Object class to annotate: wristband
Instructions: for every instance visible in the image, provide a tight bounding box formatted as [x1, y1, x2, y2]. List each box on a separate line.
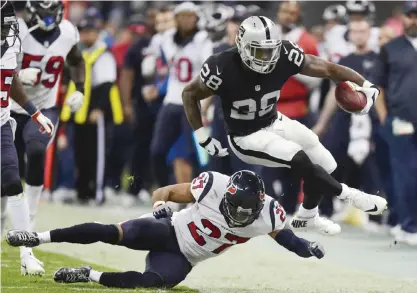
[153, 201, 165, 209]
[23, 101, 38, 116]
[194, 127, 210, 144]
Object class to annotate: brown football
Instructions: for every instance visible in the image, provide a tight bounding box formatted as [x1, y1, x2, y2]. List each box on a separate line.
[335, 81, 367, 113]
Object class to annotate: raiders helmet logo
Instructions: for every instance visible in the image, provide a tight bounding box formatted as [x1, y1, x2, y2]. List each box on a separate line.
[238, 26, 246, 40]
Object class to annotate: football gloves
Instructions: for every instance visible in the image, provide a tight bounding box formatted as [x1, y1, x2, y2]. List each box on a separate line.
[195, 127, 229, 157]
[308, 241, 325, 259]
[356, 80, 380, 115]
[31, 111, 54, 137]
[66, 91, 84, 112]
[153, 201, 173, 219]
[18, 68, 41, 86]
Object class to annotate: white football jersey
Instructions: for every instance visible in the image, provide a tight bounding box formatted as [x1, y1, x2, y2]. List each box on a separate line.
[11, 18, 79, 115]
[1, 38, 21, 127]
[172, 172, 286, 266]
[325, 24, 380, 63]
[160, 29, 213, 105]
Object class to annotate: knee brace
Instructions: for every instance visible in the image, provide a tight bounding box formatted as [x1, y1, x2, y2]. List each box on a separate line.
[1, 168, 23, 196]
[25, 140, 47, 185]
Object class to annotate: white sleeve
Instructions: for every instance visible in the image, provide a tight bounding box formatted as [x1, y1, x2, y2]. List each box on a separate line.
[190, 172, 214, 202]
[266, 198, 287, 232]
[91, 52, 117, 86]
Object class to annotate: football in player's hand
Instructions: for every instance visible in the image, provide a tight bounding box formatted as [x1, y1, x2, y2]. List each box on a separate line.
[335, 81, 367, 113]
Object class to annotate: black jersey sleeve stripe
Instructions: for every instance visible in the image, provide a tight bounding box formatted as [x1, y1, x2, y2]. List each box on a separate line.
[258, 16, 270, 40]
[198, 172, 214, 203]
[269, 200, 276, 231]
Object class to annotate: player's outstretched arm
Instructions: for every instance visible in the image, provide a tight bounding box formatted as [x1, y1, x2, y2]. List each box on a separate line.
[301, 54, 380, 115]
[182, 76, 228, 157]
[269, 229, 325, 259]
[65, 44, 86, 112]
[10, 75, 54, 136]
[152, 183, 195, 205]
[152, 183, 195, 219]
[301, 54, 365, 85]
[182, 76, 214, 130]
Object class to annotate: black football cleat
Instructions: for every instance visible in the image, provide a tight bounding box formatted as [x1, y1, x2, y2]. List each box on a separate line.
[54, 266, 92, 283]
[6, 230, 40, 247]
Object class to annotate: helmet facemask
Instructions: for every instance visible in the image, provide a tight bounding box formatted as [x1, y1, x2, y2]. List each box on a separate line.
[236, 36, 282, 74]
[25, 1, 64, 32]
[1, 16, 19, 46]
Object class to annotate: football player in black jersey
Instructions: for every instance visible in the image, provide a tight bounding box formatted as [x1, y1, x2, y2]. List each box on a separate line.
[182, 16, 387, 236]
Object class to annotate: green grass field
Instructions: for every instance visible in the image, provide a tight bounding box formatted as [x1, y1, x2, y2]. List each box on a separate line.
[1, 244, 197, 293]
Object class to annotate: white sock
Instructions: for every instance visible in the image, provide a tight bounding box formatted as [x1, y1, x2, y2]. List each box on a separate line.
[37, 231, 51, 244]
[337, 183, 350, 200]
[89, 269, 102, 283]
[8, 194, 33, 257]
[1, 197, 8, 234]
[25, 184, 43, 232]
[297, 204, 319, 218]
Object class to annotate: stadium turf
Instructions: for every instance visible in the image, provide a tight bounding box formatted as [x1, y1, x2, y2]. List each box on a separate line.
[1, 243, 197, 293]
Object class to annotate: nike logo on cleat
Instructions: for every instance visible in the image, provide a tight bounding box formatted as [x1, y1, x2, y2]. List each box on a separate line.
[365, 205, 378, 213]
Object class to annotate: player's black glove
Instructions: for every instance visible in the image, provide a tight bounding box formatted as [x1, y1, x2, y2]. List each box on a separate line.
[308, 241, 325, 259]
[153, 201, 173, 219]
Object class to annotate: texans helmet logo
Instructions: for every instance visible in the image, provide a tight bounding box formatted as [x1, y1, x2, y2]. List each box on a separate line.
[259, 193, 265, 200]
[227, 184, 237, 194]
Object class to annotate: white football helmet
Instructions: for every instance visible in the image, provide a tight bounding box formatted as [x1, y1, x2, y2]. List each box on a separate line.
[236, 16, 281, 74]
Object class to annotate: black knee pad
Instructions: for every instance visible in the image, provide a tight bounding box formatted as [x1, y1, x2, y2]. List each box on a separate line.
[1, 167, 23, 196]
[2, 180, 23, 196]
[290, 150, 315, 178]
[25, 140, 47, 185]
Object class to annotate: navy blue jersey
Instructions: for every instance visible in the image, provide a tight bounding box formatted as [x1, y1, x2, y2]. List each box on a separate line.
[371, 36, 417, 124]
[123, 38, 150, 107]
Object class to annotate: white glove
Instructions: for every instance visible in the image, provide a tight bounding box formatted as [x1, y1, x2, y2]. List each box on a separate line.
[356, 80, 380, 115]
[66, 91, 84, 112]
[195, 127, 228, 157]
[31, 111, 54, 137]
[18, 68, 41, 86]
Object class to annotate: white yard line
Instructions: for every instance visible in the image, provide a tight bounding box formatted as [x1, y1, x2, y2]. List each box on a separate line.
[12, 202, 417, 293]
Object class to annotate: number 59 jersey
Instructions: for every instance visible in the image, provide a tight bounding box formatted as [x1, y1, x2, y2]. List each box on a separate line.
[200, 41, 305, 136]
[1, 39, 21, 127]
[11, 18, 79, 115]
[172, 171, 286, 266]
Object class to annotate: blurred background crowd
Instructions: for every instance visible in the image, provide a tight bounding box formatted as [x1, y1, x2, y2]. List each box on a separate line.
[10, 0, 417, 245]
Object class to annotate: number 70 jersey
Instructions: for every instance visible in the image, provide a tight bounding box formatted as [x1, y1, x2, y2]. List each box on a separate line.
[200, 41, 305, 136]
[11, 18, 79, 114]
[172, 172, 286, 266]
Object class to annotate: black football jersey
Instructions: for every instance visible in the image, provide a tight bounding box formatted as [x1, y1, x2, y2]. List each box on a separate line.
[200, 40, 305, 136]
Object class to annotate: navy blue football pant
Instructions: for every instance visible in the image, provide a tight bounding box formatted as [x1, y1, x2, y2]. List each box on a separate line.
[151, 103, 196, 187]
[381, 117, 417, 233]
[51, 217, 192, 288]
[208, 98, 259, 175]
[1, 120, 23, 196]
[12, 107, 59, 186]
